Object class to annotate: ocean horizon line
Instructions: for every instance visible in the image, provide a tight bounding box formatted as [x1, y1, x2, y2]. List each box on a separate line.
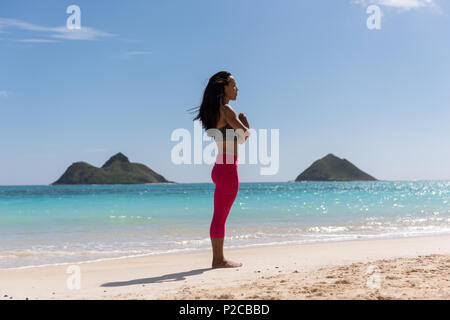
[1, 179, 450, 187]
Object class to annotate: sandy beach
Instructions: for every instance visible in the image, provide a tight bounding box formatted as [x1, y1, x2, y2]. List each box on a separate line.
[0, 235, 449, 300]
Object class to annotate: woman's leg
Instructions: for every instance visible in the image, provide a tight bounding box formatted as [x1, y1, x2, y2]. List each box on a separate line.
[210, 158, 241, 268]
[210, 237, 242, 268]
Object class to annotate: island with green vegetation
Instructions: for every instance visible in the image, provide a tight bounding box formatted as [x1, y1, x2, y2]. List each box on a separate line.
[295, 153, 377, 182]
[52, 152, 173, 185]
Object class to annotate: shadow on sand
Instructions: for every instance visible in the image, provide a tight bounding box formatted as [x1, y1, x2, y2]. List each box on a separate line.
[100, 268, 213, 287]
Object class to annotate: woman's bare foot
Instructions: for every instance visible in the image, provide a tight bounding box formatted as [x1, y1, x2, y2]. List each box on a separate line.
[212, 258, 243, 268]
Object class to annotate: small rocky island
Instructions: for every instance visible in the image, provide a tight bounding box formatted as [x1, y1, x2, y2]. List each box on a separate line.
[52, 152, 173, 185]
[295, 153, 377, 181]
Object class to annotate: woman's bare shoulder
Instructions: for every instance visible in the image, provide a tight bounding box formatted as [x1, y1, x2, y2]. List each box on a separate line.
[222, 104, 236, 115]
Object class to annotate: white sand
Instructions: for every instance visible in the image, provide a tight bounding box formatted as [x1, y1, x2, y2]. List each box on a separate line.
[1, 235, 449, 300]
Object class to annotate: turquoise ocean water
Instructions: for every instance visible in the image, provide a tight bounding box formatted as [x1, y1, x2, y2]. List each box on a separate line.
[1, 181, 449, 269]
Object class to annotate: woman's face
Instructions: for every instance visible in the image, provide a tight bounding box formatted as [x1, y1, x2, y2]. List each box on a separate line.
[224, 76, 238, 101]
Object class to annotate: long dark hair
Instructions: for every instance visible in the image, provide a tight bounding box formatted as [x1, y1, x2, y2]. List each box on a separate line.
[187, 71, 232, 133]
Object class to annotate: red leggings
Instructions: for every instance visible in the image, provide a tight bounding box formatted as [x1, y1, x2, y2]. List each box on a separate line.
[210, 153, 239, 238]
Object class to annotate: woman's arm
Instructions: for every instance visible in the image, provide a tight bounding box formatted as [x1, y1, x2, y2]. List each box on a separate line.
[238, 113, 250, 143]
[222, 104, 251, 144]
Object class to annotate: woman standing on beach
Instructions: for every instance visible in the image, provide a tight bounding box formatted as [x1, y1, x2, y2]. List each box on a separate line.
[191, 71, 251, 268]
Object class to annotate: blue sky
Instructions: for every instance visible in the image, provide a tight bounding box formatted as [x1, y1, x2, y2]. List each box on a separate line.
[1, 0, 449, 184]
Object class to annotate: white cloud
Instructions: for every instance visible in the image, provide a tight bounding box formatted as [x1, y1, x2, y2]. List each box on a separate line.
[0, 18, 113, 41]
[16, 39, 60, 43]
[121, 51, 153, 59]
[353, 0, 436, 9]
[49, 26, 113, 41]
[0, 91, 10, 98]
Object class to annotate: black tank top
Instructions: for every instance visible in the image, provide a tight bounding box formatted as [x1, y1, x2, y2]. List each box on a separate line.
[213, 124, 236, 141]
